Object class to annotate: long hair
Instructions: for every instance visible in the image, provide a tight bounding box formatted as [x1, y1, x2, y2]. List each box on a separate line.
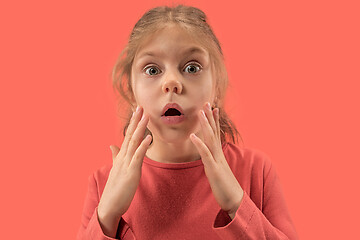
[111, 4, 243, 146]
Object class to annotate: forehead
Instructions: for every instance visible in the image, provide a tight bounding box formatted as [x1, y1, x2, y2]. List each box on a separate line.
[134, 25, 209, 60]
[136, 46, 207, 60]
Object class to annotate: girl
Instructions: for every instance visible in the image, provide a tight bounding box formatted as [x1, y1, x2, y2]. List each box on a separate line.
[77, 5, 298, 240]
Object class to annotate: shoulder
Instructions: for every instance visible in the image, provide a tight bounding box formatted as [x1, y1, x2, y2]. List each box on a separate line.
[223, 143, 278, 199]
[223, 142, 273, 175]
[92, 163, 112, 179]
[88, 163, 113, 197]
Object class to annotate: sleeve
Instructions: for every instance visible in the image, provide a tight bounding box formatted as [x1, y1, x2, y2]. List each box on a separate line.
[76, 172, 136, 240]
[212, 162, 299, 240]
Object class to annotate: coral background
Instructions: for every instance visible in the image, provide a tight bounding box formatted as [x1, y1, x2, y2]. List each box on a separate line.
[1, 0, 359, 239]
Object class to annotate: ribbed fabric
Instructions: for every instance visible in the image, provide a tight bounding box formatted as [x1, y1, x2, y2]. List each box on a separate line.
[77, 142, 298, 239]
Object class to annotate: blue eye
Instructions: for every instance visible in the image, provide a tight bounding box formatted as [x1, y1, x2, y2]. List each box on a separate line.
[184, 63, 201, 74]
[144, 62, 202, 76]
[144, 66, 161, 76]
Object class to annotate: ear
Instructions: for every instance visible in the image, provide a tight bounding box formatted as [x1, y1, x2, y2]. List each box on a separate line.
[212, 91, 219, 107]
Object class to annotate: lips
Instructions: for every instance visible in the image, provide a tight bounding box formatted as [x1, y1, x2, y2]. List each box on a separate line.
[161, 103, 184, 116]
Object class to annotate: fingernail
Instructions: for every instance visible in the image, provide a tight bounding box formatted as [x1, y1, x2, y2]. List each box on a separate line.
[201, 110, 206, 118]
[206, 102, 211, 110]
[136, 106, 140, 113]
[141, 113, 146, 121]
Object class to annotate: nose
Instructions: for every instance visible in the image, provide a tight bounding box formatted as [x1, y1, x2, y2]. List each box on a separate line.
[162, 71, 183, 94]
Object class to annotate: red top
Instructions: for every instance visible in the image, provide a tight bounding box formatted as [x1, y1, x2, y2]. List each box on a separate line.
[77, 142, 299, 239]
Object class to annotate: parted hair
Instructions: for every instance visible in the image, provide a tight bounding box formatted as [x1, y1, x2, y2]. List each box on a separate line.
[111, 4, 243, 146]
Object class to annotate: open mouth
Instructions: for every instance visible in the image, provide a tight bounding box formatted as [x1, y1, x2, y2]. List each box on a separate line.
[163, 108, 183, 117]
[161, 103, 185, 124]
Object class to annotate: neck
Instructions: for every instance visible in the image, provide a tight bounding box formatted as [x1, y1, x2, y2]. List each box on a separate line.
[145, 133, 203, 164]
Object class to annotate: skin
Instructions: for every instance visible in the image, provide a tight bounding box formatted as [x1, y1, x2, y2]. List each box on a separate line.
[131, 24, 216, 164]
[130, 24, 244, 219]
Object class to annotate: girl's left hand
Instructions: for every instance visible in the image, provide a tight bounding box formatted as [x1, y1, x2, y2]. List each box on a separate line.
[189, 102, 244, 219]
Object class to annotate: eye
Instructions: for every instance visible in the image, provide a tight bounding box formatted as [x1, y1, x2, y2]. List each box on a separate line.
[184, 62, 202, 74]
[143, 62, 202, 76]
[144, 66, 161, 76]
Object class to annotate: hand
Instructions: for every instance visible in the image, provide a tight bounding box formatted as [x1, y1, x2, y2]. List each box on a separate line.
[98, 106, 152, 220]
[189, 102, 244, 219]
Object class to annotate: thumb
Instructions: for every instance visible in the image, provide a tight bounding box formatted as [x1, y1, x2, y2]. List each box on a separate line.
[109, 145, 120, 159]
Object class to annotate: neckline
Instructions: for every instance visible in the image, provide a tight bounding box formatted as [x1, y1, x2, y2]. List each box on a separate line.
[143, 142, 229, 169]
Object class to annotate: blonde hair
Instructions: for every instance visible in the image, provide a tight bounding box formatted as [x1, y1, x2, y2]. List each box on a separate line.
[111, 4, 243, 146]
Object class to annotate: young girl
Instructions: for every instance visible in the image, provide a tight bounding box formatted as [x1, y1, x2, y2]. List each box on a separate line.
[77, 5, 298, 240]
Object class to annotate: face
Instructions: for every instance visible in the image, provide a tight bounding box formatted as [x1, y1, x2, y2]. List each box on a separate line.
[131, 24, 217, 143]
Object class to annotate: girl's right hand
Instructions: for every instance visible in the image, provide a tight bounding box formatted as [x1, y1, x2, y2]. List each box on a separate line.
[98, 106, 152, 221]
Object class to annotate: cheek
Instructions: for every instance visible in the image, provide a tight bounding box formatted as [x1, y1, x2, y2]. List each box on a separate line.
[133, 81, 152, 103]
[191, 82, 214, 103]
[134, 91, 157, 116]
[198, 71, 216, 99]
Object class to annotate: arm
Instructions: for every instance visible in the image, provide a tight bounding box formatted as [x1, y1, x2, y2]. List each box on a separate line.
[212, 162, 299, 240]
[97, 204, 122, 238]
[76, 173, 135, 240]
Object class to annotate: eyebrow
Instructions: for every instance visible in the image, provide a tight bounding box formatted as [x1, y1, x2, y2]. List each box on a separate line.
[137, 47, 207, 59]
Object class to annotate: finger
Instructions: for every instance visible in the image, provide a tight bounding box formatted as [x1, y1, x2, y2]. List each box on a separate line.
[129, 134, 152, 171]
[215, 108, 221, 139]
[125, 112, 150, 166]
[203, 102, 217, 136]
[110, 145, 120, 164]
[190, 133, 215, 166]
[121, 106, 143, 156]
[199, 109, 217, 151]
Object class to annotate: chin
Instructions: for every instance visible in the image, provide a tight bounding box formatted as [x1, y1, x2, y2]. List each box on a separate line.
[149, 120, 201, 143]
[154, 130, 193, 144]
[165, 132, 191, 142]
